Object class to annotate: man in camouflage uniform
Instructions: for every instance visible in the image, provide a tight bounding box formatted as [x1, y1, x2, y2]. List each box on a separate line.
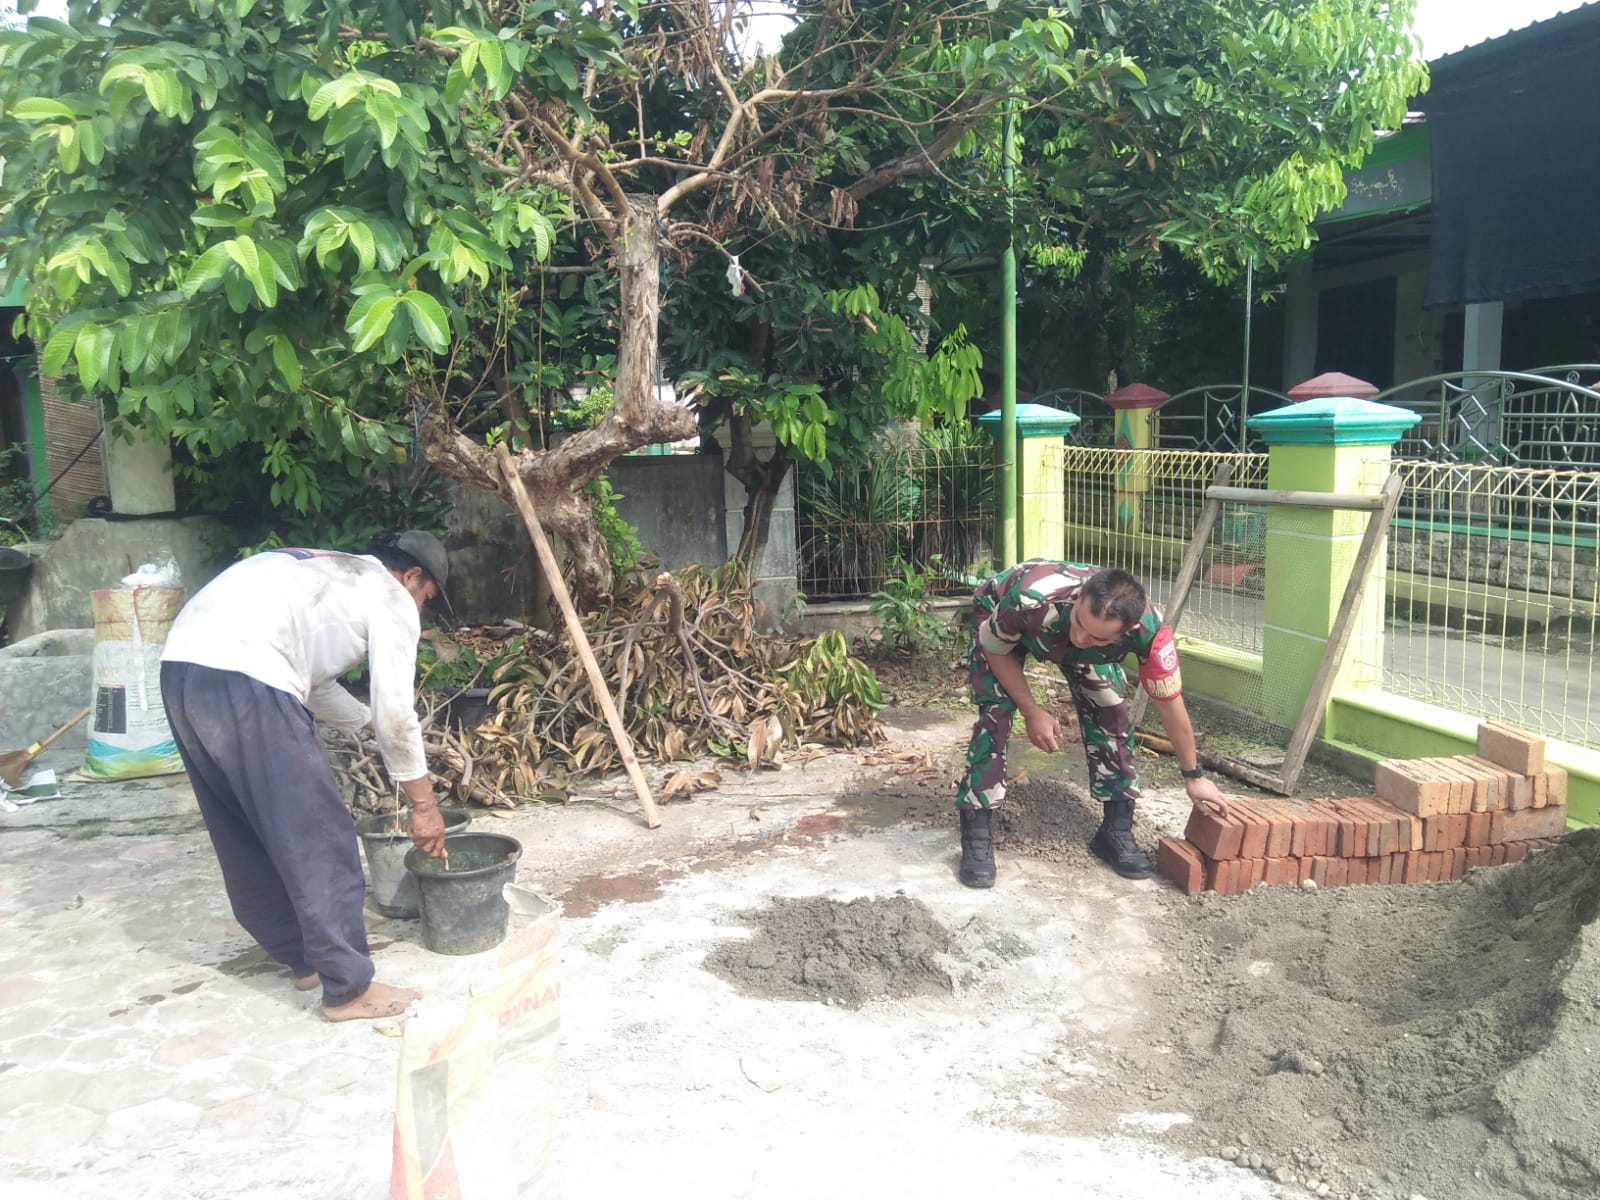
[956, 561, 1229, 887]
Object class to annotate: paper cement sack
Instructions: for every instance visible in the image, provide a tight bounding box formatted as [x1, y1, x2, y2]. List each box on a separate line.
[83, 584, 186, 780]
[391, 886, 560, 1200]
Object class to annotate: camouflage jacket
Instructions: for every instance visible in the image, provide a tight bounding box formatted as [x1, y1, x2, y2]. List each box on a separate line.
[973, 559, 1182, 699]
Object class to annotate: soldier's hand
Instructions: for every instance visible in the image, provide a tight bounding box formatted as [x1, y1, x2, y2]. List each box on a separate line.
[1186, 775, 1229, 817]
[1022, 706, 1062, 753]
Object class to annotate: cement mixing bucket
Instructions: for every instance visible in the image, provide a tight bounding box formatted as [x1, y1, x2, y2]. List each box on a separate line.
[356, 807, 470, 918]
[405, 832, 521, 955]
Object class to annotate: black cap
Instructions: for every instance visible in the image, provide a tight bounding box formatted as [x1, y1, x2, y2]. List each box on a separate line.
[392, 530, 452, 612]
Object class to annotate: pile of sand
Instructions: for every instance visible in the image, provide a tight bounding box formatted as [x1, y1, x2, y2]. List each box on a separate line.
[704, 894, 1027, 1008]
[1096, 824, 1600, 1200]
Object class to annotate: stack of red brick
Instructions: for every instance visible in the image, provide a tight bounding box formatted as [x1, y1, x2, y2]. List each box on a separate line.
[1156, 722, 1569, 896]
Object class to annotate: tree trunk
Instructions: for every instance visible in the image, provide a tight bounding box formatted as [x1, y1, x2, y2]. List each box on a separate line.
[723, 409, 793, 571]
[418, 197, 698, 605]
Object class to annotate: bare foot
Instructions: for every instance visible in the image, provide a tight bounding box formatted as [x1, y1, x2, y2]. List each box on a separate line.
[292, 972, 320, 992]
[322, 981, 421, 1022]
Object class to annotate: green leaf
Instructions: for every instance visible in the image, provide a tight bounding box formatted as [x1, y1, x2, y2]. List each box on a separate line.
[11, 97, 76, 120]
[402, 291, 450, 353]
[347, 292, 400, 352]
[366, 92, 399, 149]
[40, 321, 80, 377]
[272, 337, 302, 390]
[180, 243, 232, 297]
[545, 51, 578, 93]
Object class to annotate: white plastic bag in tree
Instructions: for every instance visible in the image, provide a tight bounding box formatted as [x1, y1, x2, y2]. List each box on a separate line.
[83, 584, 186, 780]
[391, 886, 561, 1200]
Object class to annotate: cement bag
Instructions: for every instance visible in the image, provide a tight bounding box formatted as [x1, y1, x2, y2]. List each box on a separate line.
[83, 584, 186, 780]
[391, 886, 560, 1200]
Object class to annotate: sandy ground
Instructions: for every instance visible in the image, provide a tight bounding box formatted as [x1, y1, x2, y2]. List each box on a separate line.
[2, 704, 1596, 1199]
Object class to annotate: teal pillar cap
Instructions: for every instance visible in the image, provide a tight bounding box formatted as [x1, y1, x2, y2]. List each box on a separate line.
[1246, 396, 1420, 447]
[976, 402, 1081, 440]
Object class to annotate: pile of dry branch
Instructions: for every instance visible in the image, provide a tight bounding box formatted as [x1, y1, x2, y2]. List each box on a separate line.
[328, 563, 886, 812]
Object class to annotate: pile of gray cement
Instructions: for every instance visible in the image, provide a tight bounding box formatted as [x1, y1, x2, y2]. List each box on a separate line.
[705, 894, 1027, 1008]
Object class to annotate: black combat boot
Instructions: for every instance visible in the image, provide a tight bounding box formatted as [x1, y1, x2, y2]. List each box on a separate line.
[959, 806, 996, 889]
[1089, 798, 1154, 879]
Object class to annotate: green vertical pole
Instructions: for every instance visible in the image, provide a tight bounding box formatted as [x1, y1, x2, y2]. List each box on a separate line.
[17, 355, 49, 533]
[999, 98, 1018, 566]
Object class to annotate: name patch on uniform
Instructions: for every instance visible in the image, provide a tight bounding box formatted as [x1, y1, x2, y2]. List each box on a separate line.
[1138, 625, 1183, 700]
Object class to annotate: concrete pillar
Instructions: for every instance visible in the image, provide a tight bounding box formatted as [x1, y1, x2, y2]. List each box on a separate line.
[1104, 383, 1168, 539]
[103, 425, 175, 516]
[1282, 259, 1318, 388]
[1246, 397, 1420, 731]
[977, 403, 1078, 562]
[1462, 301, 1503, 373]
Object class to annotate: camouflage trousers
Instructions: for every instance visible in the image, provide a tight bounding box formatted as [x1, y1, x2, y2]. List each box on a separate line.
[955, 606, 1140, 811]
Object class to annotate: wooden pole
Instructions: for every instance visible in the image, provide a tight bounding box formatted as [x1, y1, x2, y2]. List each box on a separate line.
[493, 443, 661, 829]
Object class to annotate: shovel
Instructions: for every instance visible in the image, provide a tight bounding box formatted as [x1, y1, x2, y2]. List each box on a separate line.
[1, 707, 91, 788]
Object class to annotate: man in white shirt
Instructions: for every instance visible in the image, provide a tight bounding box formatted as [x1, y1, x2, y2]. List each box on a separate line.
[160, 531, 452, 1021]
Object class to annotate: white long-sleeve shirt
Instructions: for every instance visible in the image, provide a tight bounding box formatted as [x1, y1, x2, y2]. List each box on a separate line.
[161, 549, 429, 782]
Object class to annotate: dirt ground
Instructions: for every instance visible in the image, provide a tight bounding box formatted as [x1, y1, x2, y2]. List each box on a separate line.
[543, 684, 1600, 1200]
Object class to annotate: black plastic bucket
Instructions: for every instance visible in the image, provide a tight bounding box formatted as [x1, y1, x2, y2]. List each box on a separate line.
[356, 807, 471, 918]
[405, 832, 522, 955]
[0, 546, 33, 607]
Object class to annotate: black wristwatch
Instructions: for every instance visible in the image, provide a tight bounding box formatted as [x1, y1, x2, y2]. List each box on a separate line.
[1181, 765, 1205, 780]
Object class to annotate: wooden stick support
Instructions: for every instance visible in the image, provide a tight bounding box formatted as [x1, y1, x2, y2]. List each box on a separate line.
[493, 443, 661, 829]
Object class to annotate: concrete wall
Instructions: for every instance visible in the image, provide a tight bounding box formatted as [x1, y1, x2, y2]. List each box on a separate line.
[440, 479, 542, 625]
[0, 628, 94, 767]
[6, 516, 226, 641]
[608, 453, 728, 571]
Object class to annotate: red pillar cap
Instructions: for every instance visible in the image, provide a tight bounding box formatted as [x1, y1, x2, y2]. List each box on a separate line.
[1104, 382, 1170, 410]
[1287, 372, 1379, 401]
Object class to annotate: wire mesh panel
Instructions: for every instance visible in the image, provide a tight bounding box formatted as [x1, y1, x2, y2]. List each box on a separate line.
[1060, 447, 1269, 653]
[796, 430, 997, 600]
[1386, 459, 1600, 749]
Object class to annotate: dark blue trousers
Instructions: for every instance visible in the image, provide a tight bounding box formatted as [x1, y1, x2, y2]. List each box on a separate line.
[161, 661, 374, 1007]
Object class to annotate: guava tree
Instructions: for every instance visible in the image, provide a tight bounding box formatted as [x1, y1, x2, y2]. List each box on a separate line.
[0, 0, 1115, 597]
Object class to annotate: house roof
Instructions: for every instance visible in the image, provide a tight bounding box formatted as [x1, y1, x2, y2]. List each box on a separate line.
[1426, 2, 1600, 82]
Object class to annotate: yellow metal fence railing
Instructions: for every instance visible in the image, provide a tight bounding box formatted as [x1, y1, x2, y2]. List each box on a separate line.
[1058, 447, 1270, 654]
[1385, 459, 1600, 749]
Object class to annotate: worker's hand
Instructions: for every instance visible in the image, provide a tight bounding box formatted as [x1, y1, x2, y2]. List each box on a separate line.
[1022, 706, 1062, 753]
[1185, 775, 1229, 818]
[407, 800, 448, 859]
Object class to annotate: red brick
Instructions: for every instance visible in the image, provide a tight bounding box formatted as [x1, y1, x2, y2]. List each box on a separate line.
[1232, 801, 1271, 861]
[1375, 759, 1452, 817]
[1545, 765, 1569, 808]
[1432, 850, 1452, 881]
[1329, 857, 1351, 887]
[1465, 810, 1493, 847]
[1351, 798, 1398, 856]
[1509, 774, 1534, 811]
[1401, 851, 1424, 883]
[1289, 808, 1316, 858]
[1475, 722, 1546, 776]
[1301, 802, 1335, 857]
[1467, 757, 1516, 812]
[1263, 857, 1295, 886]
[1298, 855, 1317, 884]
[1466, 845, 1489, 870]
[1489, 844, 1508, 867]
[1497, 805, 1568, 844]
[1310, 857, 1330, 886]
[1503, 841, 1529, 864]
[1440, 759, 1477, 815]
[1401, 812, 1424, 852]
[1262, 804, 1295, 860]
[1185, 807, 1245, 861]
[1157, 838, 1207, 895]
[1246, 858, 1268, 889]
[1533, 770, 1547, 807]
[1450, 847, 1468, 880]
